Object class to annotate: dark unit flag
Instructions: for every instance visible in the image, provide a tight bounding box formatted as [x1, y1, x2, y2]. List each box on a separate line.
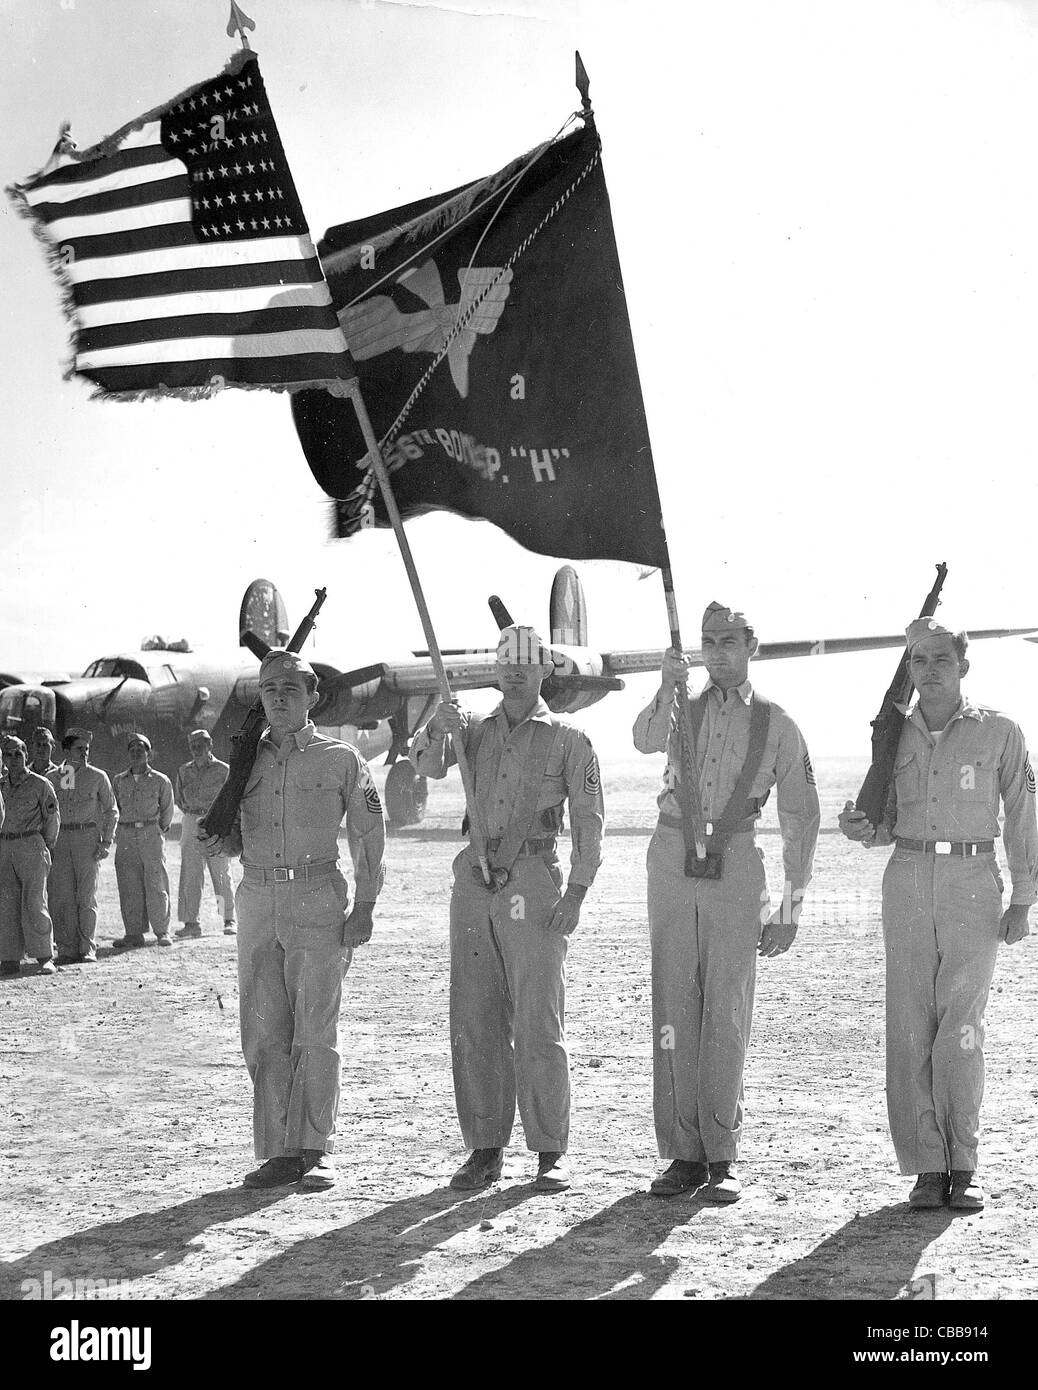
[292, 122, 666, 567]
[8, 51, 354, 400]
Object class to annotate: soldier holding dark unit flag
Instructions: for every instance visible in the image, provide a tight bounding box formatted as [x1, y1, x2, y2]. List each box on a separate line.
[634, 604, 820, 1202]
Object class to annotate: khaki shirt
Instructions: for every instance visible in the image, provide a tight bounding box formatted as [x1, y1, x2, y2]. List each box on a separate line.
[411, 698, 605, 888]
[227, 722, 386, 904]
[175, 755, 230, 815]
[0, 770, 60, 846]
[48, 763, 118, 844]
[633, 677, 820, 895]
[113, 768, 175, 833]
[885, 698, 1038, 906]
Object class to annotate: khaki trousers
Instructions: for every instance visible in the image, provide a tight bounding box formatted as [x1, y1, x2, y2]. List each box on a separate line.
[647, 826, 767, 1164]
[882, 850, 1003, 1175]
[449, 850, 569, 1153]
[178, 812, 236, 924]
[49, 829, 101, 955]
[236, 870, 353, 1158]
[114, 826, 170, 938]
[0, 837, 54, 962]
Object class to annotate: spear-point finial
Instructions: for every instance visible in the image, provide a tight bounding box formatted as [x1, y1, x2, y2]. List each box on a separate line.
[227, 1, 256, 50]
[575, 50, 592, 120]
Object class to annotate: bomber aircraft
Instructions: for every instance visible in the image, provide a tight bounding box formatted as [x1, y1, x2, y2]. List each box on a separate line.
[1, 570, 1034, 826]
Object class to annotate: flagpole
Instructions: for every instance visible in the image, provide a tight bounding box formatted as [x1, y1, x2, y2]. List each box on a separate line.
[346, 379, 495, 887]
[661, 552, 708, 862]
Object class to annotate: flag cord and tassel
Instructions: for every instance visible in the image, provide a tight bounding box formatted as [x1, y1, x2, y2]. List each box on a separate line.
[346, 379, 496, 888]
[660, 554, 708, 862]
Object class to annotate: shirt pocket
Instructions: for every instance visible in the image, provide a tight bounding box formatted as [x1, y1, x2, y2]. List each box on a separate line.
[295, 777, 344, 827]
[951, 759, 996, 804]
[291, 871, 348, 928]
[893, 753, 923, 806]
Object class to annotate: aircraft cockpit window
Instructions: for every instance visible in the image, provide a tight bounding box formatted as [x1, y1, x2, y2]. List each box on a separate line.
[149, 665, 178, 688]
[114, 659, 149, 682]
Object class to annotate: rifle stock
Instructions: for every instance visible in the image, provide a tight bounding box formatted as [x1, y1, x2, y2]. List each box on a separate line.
[200, 588, 328, 841]
[854, 564, 947, 829]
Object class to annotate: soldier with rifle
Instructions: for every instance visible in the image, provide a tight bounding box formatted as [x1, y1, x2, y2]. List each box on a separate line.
[199, 591, 386, 1191]
[839, 604, 1036, 1211]
[634, 603, 820, 1202]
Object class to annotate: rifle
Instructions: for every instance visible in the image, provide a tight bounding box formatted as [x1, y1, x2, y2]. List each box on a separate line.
[200, 587, 328, 840]
[854, 563, 947, 830]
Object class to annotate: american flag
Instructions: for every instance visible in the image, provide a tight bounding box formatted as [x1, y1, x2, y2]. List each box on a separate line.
[8, 52, 355, 399]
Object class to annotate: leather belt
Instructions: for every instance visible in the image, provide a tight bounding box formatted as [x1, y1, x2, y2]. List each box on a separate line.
[0, 830, 42, 840]
[896, 837, 994, 857]
[243, 861, 338, 884]
[484, 835, 557, 858]
[62, 822, 97, 831]
[658, 813, 758, 836]
[119, 819, 158, 829]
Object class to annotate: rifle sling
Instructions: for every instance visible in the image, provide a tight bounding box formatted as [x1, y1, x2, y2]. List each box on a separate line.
[679, 692, 772, 863]
[461, 715, 562, 875]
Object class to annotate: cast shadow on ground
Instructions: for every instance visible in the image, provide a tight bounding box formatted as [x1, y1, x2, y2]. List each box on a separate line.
[0, 1188, 286, 1299]
[740, 1203, 957, 1300]
[205, 1182, 541, 1299]
[450, 1190, 711, 1300]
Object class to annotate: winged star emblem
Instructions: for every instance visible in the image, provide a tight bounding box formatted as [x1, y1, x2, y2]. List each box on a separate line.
[337, 258, 513, 399]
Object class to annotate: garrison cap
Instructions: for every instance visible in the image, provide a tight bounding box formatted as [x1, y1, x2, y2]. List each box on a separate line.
[127, 733, 152, 751]
[0, 735, 27, 756]
[495, 625, 553, 667]
[67, 726, 92, 743]
[702, 602, 751, 633]
[906, 616, 962, 650]
[31, 727, 54, 742]
[258, 648, 317, 684]
[188, 728, 212, 743]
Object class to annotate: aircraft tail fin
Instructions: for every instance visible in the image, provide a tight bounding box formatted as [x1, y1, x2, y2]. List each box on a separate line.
[550, 565, 587, 647]
[239, 580, 290, 657]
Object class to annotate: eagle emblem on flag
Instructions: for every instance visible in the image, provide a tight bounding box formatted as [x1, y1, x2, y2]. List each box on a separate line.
[338, 258, 512, 399]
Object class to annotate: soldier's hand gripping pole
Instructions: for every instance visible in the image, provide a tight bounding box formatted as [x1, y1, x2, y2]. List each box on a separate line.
[854, 562, 948, 831]
[200, 587, 328, 841]
[347, 380, 494, 886]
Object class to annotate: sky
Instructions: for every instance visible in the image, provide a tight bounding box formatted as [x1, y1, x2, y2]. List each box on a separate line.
[3, 0, 1038, 760]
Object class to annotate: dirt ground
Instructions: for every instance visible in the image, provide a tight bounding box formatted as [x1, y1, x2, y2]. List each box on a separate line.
[0, 756, 1034, 1302]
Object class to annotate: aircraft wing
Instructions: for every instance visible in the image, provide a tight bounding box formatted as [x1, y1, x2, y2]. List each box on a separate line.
[602, 627, 1038, 677]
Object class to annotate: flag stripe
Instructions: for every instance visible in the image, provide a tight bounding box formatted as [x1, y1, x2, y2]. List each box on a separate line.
[77, 326, 349, 368]
[58, 220, 201, 265]
[79, 304, 336, 351]
[67, 233, 323, 283]
[24, 130, 168, 191]
[30, 173, 188, 222]
[86, 352, 352, 393]
[78, 280, 332, 327]
[72, 256, 328, 306]
[46, 195, 191, 242]
[23, 155, 181, 206]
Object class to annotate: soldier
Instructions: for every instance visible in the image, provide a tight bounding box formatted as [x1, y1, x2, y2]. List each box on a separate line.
[111, 734, 175, 949]
[200, 649, 385, 1190]
[174, 729, 236, 939]
[411, 625, 605, 1193]
[839, 618, 1036, 1211]
[0, 735, 60, 977]
[29, 727, 59, 777]
[48, 729, 118, 964]
[634, 603, 820, 1202]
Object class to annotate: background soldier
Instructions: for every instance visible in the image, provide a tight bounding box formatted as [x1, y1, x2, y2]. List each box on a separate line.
[411, 624, 605, 1194]
[49, 728, 118, 964]
[202, 649, 385, 1191]
[112, 734, 174, 949]
[0, 735, 60, 977]
[29, 727, 59, 777]
[839, 618, 1036, 1211]
[634, 603, 820, 1202]
[174, 729, 236, 939]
